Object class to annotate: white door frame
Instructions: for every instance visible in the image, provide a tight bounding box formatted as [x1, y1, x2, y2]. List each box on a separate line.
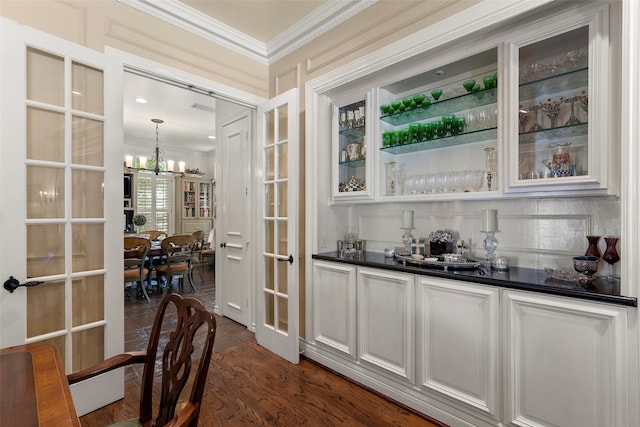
[105, 49, 266, 326]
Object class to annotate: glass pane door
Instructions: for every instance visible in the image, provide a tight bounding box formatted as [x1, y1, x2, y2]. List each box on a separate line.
[337, 100, 366, 193]
[24, 48, 107, 371]
[517, 26, 589, 181]
[256, 88, 299, 364]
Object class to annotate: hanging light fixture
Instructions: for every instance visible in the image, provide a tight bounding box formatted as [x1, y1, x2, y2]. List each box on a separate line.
[124, 118, 183, 175]
[150, 118, 164, 175]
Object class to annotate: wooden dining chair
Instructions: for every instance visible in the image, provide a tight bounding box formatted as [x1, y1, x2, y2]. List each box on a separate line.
[68, 294, 217, 427]
[190, 230, 205, 283]
[123, 236, 151, 303]
[155, 234, 197, 293]
[145, 230, 168, 241]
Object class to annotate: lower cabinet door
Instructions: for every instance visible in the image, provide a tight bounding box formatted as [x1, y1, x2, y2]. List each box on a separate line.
[503, 290, 630, 427]
[357, 267, 415, 382]
[312, 260, 357, 357]
[417, 276, 500, 419]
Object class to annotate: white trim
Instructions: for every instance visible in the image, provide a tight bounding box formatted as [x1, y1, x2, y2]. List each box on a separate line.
[267, 0, 378, 63]
[620, 1, 640, 425]
[105, 47, 266, 107]
[307, 0, 554, 92]
[117, 0, 377, 64]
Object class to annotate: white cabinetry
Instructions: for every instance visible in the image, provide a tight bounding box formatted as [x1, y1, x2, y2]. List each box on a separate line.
[316, 2, 613, 203]
[416, 276, 500, 421]
[357, 267, 415, 382]
[307, 260, 634, 426]
[311, 260, 356, 358]
[503, 290, 630, 427]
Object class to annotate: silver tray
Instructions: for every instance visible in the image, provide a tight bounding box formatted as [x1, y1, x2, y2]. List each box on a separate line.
[395, 254, 482, 270]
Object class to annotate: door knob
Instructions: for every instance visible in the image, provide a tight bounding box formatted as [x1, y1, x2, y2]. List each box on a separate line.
[277, 255, 294, 265]
[3, 276, 45, 293]
[220, 242, 226, 248]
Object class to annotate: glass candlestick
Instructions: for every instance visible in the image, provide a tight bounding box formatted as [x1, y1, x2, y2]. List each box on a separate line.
[483, 232, 498, 266]
[401, 227, 414, 253]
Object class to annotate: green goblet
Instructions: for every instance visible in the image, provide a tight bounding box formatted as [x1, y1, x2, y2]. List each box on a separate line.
[431, 89, 443, 101]
[425, 122, 435, 140]
[380, 104, 391, 116]
[471, 84, 481, 93]
[412, 93, 426, 108]
[382, 132, 392, 147]
[402, 98, 413, 110]
[408, 123, 420, 143]
[483, 75, 495, 90]
[417, 123, 427, 141]
[463, 80, 476, 93]
[390, 101, 402, 114]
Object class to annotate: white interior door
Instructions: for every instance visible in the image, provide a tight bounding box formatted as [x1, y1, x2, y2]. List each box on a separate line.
[255, 88, 300, 364]
[0, 18, 124, 415]
[218, 111, 252, 325]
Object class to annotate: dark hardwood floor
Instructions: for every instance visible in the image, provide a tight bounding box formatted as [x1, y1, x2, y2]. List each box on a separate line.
[80, 263, 445, 426]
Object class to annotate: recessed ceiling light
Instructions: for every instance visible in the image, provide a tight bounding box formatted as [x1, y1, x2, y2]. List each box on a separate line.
[433, 70, 444, 76]
[135, 97, 148, 104]
[208, 135, 216, 140]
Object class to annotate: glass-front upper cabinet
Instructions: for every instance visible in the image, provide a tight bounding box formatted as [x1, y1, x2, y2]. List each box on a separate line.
[377, 48, 499, 200]
[505, 3, 611, 195]
[333, 92, 374, 201]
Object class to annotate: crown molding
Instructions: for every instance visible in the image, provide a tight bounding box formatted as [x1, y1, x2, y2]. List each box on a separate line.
[118, 0, 376, 65]
[266, 0, 378, 63]
[119, 0, 267, 63]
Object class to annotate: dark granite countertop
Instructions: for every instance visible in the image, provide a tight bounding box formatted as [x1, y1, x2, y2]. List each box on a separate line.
[313, 251, 637, 307]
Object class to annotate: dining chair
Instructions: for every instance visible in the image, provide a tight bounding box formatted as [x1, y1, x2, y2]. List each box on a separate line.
[201, 228, 216, 269]
[190, 230, 205, 283]
[123, 236, 151, 303]
[68, 294, 217, 427]
[145, 230, 168, 241]
[155, 234, 197, 293]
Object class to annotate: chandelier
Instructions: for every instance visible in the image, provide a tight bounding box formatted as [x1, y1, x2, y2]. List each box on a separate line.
[126, 119, 184, 175]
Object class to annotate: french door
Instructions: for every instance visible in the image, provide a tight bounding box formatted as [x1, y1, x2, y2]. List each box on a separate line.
[256, 89, 300, 364]
[0, 18, 123, 415]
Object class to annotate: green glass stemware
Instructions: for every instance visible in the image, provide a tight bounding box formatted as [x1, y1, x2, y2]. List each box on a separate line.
[463, 80, 476, 93]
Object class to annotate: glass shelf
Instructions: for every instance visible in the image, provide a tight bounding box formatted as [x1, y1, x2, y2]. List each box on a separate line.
[518, 122, 588, 145]
[519, 67, 587, 100]
[380, 87, 497, 126]
[339, 158, 366, 167]
[339, 124, 365, 140]
[381, 127, 497, 155]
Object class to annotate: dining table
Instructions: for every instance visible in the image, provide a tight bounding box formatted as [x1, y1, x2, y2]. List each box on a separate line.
[0, 343, 80, 427]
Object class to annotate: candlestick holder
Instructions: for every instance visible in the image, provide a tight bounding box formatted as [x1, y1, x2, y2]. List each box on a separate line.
[483, 232, 499, 267]
[401, 227, 414, 254]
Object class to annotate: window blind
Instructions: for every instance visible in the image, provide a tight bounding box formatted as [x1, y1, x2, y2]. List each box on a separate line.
[136, 173, 172, 233]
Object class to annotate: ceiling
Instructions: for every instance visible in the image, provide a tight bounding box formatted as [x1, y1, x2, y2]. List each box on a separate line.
[124, 72, 217, 153]
[124, 0, 363, 154]
[179, 0, 327, 43]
